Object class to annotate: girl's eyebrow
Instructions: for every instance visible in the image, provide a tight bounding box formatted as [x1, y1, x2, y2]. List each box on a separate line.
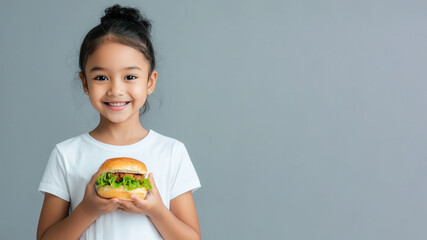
[89, 66, 142, 72]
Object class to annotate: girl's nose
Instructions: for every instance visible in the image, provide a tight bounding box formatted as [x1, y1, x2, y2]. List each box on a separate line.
[107, 78, 125, 96]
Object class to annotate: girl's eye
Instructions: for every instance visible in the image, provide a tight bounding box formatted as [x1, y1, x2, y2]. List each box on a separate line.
[125, 75, 137, 80]
[94, 76, 108, 81]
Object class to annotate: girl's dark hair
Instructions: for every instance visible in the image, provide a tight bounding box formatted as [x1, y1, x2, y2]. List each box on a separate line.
[79, 4, 155, 116]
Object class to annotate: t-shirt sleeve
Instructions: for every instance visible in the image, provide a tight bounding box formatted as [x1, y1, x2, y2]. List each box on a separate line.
[170, 142, 201, 200]
[38, 146, 70, 202]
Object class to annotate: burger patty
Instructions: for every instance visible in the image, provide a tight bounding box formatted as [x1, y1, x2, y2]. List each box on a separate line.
[110, 172, 145, 181]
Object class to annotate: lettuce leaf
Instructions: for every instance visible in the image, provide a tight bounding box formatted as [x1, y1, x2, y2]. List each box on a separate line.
[140, 178, 152, 190]
[96, 172, 152, 191]
[96, 172, 110, 188]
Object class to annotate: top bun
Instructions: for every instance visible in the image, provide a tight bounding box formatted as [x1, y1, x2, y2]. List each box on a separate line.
[100, 4, 151, 31]
[99, 157, 147, 174]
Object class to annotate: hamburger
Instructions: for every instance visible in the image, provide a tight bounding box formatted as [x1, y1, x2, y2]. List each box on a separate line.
[96, 157, 152, 200]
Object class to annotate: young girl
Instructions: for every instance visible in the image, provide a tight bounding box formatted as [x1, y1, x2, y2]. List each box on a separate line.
[37, 4, 201, 240]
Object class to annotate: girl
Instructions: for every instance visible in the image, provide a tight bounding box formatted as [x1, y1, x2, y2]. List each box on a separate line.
[37, 4, 201, 240]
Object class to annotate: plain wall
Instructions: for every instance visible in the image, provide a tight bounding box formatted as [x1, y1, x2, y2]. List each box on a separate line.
[1, 0, 427, 239]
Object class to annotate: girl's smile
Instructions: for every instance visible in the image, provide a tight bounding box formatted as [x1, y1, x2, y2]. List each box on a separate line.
[104, 101, 131, 111]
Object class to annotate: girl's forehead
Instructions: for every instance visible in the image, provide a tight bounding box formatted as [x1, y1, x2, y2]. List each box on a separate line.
[85, 42, 149, 72]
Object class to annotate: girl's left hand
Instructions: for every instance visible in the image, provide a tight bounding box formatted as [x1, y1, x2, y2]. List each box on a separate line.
[117, 173, 165, 217]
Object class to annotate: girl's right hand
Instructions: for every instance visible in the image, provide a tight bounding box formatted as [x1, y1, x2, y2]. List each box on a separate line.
[78, 171, 120, 218]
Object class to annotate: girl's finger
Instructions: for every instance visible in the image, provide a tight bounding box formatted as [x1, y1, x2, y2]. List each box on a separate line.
[101, 198, 120, 212]
[120, 199, 140, 211]
[129, 194, 146, 208]
[97, 196, 120, 206]
[90, 171, 101, 183]
[86, 171, 100, 192]
[148, 173, 158, 191]
[117, 205, 130, 212]
[107, 198, 120, 204]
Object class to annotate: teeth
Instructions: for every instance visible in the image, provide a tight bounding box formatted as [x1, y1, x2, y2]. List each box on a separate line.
[108, 102, 127, 106]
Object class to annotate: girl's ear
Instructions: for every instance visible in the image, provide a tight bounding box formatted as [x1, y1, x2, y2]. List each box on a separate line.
[79, 72, 89, 95]
[147, 70, 157, 95]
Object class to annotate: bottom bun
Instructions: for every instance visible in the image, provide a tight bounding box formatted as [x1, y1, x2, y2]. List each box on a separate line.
[97, 185, 148, 200]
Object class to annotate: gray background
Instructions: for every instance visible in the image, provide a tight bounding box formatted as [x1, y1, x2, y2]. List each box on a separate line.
[1, 0, 426, 239]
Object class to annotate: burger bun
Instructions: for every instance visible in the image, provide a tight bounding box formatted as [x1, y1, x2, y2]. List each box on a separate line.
[97, 185, 147, 200]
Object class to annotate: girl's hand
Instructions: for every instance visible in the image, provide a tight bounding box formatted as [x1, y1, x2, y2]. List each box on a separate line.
[78, 171, 121, 218]
[118, 173, 165, 217]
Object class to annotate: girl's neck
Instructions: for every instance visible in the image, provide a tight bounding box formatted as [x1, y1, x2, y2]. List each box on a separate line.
[89, 116, 149, 146]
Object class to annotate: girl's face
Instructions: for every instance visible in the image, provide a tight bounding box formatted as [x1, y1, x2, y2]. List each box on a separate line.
[79, 42, 157, 125]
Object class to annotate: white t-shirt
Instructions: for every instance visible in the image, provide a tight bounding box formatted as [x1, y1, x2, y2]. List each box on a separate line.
[38, 129, 201, 240]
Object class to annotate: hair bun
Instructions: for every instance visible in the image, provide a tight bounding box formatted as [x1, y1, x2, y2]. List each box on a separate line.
[100, 4, 151, 32]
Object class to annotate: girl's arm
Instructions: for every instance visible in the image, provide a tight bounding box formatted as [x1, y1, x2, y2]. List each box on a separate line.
[119, 173, 201, 240]
[37, 172, 120, 240]
[37, 194, 98, 240]
[149, 191, 201, 240]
